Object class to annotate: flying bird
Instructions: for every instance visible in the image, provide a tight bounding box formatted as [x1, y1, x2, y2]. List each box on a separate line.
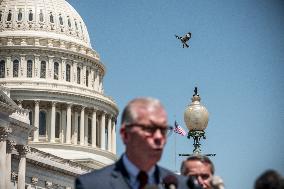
[175, 32, 192, 48]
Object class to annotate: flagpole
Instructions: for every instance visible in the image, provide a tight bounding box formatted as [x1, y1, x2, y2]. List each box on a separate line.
[174, 129, 177, 172]
[174, 120, 177, 172]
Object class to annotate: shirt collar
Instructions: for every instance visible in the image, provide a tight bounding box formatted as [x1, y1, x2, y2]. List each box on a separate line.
[122, 154, 156, 185]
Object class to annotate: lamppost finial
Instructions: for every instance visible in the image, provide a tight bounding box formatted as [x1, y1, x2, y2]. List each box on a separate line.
[194, 87, 199, 96]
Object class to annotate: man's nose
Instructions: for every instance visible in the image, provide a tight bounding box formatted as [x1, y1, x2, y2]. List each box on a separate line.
[153, 128, 164, 138]
[153, 129, 164, 145]
[196, 176, 205, 187]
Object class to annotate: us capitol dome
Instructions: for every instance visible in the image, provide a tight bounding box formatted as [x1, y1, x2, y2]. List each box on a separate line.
[0, 0, 119, 188]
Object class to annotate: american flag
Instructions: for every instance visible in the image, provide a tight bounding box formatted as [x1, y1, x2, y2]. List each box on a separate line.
[174, 121, 187, 136]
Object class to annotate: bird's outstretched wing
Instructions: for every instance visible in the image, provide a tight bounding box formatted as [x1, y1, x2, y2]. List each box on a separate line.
[175, 35, 181, 39]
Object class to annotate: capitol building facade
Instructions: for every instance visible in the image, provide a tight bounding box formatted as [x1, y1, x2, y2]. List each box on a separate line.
[0, 0, 119, 188]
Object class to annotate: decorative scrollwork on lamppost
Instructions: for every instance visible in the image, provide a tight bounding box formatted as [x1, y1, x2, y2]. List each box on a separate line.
[182, 87, 212, 155]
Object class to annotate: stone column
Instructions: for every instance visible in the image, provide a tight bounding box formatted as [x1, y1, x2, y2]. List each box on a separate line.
[91, 109, 97, 148]
[46, 109, 51, 142]
[73, 111, 78, 144]
[82, 65, 86, 86]
[80, 107, 85, 145]
[61, 58, 66, 81]
[99, 75, 103, 93]
[50, 102, 56, 143]
[6, 140, 15, 189]
[20, 55, 26, 78]
[34, 55, 40, 78]
[6, 56, 12, 78]
[100, 112, 106, 150]
[90, 69, 95, 89]
[111, 119, 116, 154]
[84, 114, 88, 146]
[33, 100, 40, 142]
[73, 60, 77, 84]
[94, 70, 99, 91]
[107, 115, 112, 152]
[48, 56, 54, 80]
[61, 109, 66, 143]
[87, 68, 91, 88]
[16, 145, 30, 189]
[70, 61, 73, 84]
[0, 127, 10, 189]
[66, 104, 72, 144]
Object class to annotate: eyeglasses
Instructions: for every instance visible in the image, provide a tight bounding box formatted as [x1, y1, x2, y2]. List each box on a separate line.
[189, 173, 210, 180]
[125, 123, 173, 136]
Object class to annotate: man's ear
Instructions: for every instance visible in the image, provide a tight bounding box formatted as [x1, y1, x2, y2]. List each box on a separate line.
[120, 125, 128, 145]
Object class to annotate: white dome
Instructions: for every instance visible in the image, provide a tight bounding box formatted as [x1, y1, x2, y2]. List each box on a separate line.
[0, 0, 91, 48]
[0, 0, 118, 171]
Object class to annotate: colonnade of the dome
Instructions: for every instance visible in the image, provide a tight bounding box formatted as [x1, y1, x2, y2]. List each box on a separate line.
[21, 100, 116, 153]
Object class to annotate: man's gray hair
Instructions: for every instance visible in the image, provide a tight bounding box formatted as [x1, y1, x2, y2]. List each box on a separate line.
[180, 155, 215, 175]
[121, 97, 163, 125]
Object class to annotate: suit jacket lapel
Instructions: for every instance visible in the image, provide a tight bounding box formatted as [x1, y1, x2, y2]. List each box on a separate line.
[110, 157, 132, 189]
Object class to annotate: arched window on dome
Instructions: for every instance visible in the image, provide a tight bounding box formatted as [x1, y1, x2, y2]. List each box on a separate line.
[27, 60, 33, 78]
[77, 67, 81, 84]
[49, 12, 54, 23]
[7, 10, 12, 22]
[55, 112, 60, 138]
[86, 70, 89, 86]
[54, 62, 59, 80]
[74, 20, 78, 30]
[39, 10, 44, 22]
[40, 61, 46, 78]
[13, 60, 19, 77]
[66, 64, 71, 82]
[59, 14, 63, 25]
[0, 60, 5, 78]
[80, 22, 84, 34]
[39, 111, 46, 137]
[18, 9, 23, 21]
[67, 16, 71, 28]
[0, 11, 2, 22]
[28, 10, 33, 21]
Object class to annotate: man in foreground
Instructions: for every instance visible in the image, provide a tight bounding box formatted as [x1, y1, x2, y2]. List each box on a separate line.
[76, 97, 187, 189]
[180, 155, 215, 189]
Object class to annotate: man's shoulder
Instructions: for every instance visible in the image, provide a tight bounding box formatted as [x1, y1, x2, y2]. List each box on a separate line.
[157, 165, 182, 177]
[79, 163, 116, 179]
[75, 163, 116, 189]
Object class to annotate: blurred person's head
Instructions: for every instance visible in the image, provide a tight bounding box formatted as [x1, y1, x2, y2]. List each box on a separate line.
[120, 97, 169, 172]
[254, 169, 284, 189]
[180, 155, 215, 189]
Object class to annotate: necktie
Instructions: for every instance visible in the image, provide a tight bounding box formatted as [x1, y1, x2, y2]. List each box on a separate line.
[137, 171, 148, 189]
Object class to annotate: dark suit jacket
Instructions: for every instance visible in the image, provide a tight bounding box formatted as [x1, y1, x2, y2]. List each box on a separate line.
[75, 157, 188, 189]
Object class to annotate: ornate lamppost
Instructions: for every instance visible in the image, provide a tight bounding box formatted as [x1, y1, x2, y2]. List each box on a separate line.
[180, 87, 214, 156]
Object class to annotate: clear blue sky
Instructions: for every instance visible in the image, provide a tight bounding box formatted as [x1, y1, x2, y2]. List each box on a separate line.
[69, 1, 284, 189]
